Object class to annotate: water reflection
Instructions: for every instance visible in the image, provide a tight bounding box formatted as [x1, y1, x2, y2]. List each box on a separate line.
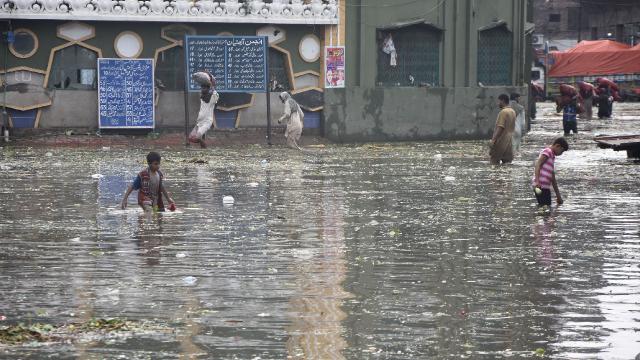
[286, 184, 350, 359]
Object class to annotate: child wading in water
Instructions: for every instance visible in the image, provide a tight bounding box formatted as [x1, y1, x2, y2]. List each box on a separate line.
[532, 137, 569, 207]
[121, 152, 175, 212]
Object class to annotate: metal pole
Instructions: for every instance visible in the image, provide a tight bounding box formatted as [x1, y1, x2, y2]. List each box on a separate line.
[544, 41, 549, 100]
[265, 37, 271, 146]
[2, 20, 11, 142]
[183, 34, 190, 147]
[266, 88, 272, 145]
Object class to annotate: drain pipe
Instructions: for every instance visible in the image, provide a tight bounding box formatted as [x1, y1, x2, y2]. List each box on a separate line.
[1, 19, 12, 142]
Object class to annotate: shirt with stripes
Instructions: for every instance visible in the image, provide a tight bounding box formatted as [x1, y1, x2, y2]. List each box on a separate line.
[533, 147, 556, 189]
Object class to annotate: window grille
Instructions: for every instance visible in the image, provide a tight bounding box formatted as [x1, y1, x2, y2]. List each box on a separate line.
[49, 45, 98, 90]
[269, 48, 291, 91]
[478, 26, 513, 86]
[155, 46, 185, 91]
[376, 25, 441, 87]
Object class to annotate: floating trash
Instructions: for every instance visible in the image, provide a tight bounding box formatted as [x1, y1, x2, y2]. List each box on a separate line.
[223, 196, 235, 205]
[175, 253, 187, 258]
[91, 174, 104, 179]
[182, 276, 197, 286]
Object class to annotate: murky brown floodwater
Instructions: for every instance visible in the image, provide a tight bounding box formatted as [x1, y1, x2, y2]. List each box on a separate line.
[1, 102, 639, 359]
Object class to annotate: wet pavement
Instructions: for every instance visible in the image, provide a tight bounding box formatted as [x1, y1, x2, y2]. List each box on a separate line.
[1, 102, 639, 359]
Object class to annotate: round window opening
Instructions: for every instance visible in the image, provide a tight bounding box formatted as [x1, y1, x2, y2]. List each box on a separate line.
[9, 29, 38, 58]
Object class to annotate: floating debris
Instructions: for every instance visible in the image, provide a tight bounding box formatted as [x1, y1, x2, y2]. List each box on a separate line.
[182, 276, 197, 286]
[0, 318, 163, 346]
[223, 195, 235, 205]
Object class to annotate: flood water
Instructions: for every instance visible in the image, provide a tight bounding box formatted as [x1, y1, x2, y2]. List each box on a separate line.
[1, 102, 639, 359]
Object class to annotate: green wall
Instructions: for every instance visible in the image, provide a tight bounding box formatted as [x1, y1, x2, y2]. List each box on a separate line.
[344, 0, 528, 88]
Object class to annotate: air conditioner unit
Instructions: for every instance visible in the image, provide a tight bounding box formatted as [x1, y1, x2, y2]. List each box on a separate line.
[532, 34, 544, 47]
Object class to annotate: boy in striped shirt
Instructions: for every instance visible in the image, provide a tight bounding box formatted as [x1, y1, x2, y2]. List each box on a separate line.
[533, 137, 569, 207]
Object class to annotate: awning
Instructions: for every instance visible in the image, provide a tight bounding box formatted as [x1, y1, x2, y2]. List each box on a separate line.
[378, 18, 443, 31]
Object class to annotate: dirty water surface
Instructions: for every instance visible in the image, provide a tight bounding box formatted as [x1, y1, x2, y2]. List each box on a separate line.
[1, 103, 639, 359]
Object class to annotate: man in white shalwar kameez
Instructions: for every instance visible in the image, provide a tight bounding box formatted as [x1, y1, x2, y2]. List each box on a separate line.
[278, 92, 304, 149]
[188, 71, 219, 148]
[510, 93, 526, 153]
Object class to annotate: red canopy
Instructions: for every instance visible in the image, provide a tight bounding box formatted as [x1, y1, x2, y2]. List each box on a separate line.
[565, 40, 630, 53]
[549, 40, 640, 77]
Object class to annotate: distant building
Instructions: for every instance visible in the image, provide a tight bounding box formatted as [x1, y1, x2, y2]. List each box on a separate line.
[533, 0, 582, 41]
[580, 0, 640, 45]
[534, 0, 640, 45]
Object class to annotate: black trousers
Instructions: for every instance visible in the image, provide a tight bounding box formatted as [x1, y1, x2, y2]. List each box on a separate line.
[563, 120, 578, 135]
[535, 188, 552, 206]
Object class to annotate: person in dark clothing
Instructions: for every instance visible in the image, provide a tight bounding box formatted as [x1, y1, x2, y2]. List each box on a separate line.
[597, 86, 613, 119]
[561, 98, 578, 136]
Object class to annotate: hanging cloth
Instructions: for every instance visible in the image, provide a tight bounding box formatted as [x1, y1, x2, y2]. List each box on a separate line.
[382, 34, 398, 67]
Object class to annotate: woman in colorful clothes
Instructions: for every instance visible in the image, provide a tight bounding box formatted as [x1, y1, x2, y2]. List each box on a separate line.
[188, 71, 219, 148]
[278, 92, 304, 149]
[121, 152, 175, 212]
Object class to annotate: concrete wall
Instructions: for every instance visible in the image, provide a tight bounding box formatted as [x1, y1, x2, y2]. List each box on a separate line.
[37, 90, 289, 130]
[326, 0, 530, 143]
[345, 0, 529, 88]
[39, 90, 97, 128]
[324, 86, 527, 143]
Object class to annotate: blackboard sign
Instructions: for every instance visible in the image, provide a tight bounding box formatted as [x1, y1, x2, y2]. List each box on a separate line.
[185, 36, 268, 93]
[98, 58, 154, 129]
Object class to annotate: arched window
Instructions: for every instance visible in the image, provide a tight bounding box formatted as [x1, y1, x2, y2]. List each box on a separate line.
[155, 46, 185, 91]
[377, 24, 441, 87]
[478, 25, 513, 86]
[269, 47, 291, 91]
[48, 45, 98, 90]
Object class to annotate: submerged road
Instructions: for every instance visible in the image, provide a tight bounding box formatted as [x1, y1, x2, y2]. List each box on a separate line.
[1, 102, 639, 359]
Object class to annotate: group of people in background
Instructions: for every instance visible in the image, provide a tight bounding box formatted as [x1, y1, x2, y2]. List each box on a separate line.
[555, 77, 619, 136]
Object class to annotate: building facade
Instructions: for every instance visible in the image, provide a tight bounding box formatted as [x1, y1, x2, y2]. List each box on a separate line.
[1, 0, 342, 130]
[533, 0, 582, 42]
[580, 0, 640, 45]
[324, 0, 531, 142]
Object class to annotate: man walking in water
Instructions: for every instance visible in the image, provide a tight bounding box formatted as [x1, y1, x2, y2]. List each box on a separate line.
[188, 71, 219, 148]
[489, 94, 516, 165]
[278, 92, 304, 149]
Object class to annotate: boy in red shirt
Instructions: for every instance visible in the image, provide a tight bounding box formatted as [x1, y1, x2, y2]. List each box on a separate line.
[121, 152, 175, 212]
